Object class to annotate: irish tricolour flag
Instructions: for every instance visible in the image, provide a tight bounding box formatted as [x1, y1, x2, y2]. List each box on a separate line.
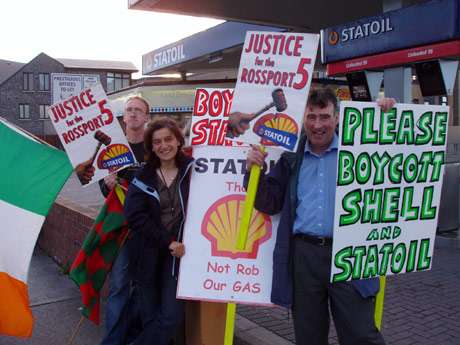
[0, 118, 72, 337]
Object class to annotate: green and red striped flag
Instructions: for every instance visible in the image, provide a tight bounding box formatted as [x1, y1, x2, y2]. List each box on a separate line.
[69, 183, 129, 324]
[0, 117, 72, 337]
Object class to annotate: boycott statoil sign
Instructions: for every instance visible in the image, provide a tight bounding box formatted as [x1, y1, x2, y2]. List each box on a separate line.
[331, 102, 449, 282]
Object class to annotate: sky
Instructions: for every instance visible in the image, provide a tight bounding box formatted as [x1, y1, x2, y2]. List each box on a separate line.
[0, 0, 223, 77]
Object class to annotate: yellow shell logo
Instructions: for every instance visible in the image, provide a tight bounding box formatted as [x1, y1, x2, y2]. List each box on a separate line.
[97, 144, 135, 171]
[202, 194, 272, 259]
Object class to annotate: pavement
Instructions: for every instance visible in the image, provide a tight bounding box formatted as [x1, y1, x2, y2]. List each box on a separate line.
[1, 173, 459, 345]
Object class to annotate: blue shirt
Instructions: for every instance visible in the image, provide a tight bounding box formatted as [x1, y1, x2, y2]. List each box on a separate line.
[293, 134, 338, 237]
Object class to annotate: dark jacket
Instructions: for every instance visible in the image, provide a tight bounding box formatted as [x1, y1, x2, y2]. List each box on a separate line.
[124, 155, 194, 279]
[245, 136, 379, 308]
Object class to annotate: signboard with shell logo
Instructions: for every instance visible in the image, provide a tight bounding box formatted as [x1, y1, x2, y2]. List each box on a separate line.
[177, 146, 280, 304]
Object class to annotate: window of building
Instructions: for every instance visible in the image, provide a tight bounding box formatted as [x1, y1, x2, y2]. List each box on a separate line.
[39, 73, 50, 91]
[39, 104, 50, 119]
[107, 72, 130, 92]
[23, 73, 34, 91]
[19, 104, 30, 119]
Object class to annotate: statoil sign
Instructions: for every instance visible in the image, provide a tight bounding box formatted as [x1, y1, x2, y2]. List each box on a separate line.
[321, 0, 460, 63]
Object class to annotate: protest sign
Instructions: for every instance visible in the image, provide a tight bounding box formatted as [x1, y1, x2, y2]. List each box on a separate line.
[51, 73, 100, 104]
[191, 88, 236, 146]
[225, 32, 319, 152]
[48, 83, 136, 186]
[177, 146, 280, 304]
[331, 102, 449, 282]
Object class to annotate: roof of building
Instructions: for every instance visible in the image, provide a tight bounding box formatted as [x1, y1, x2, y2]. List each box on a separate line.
[56, 58, 138, 72]
[0, 59, 25, 84]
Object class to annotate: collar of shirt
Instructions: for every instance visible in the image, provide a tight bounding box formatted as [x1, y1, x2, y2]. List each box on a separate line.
[304, 133, 339, 157]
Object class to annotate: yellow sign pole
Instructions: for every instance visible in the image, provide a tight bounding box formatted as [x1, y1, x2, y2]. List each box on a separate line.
[224, 303, 237, 345]
[224, 146, 266, 345]
[374, 276, 386, 330]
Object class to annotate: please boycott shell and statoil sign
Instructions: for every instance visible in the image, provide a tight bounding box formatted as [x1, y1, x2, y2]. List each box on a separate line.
[331, 102, 449, 282]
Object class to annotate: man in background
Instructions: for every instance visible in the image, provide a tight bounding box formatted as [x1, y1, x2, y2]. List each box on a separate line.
[100, 96, 150, 345]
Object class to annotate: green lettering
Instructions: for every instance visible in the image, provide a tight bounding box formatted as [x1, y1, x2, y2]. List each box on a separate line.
[401, 187, 419, 220]
[415, 111, 433, 145]
[361, 108, 378, 144]
[417, 238, 432, 270]
[381, 188, 400, 222]
[337, 151, 354, 186]
[420, 186, 436, 220]
[356, 153, 371, 184]
[388, 154, 403, 183]
[379, 108, 397, 144]
[390, 243, 407, 274]
[396, 110, 415, 144]
[342, 107, 362, 145]
[366, 229, 379, 241]
[352, 246, 366, 279]
[371, 152, 390, 185]
[406, 240, 418, 272]
[363, 245, 379, 279]
[402, 154, 418, 183]
[430, 151, 445, 182]
[333, 246, 353, 282]
[379, 243, 393, 275]
[362, 189, 383, 224]
[433, 112, 448, 145]
[340, 189, 362, 226]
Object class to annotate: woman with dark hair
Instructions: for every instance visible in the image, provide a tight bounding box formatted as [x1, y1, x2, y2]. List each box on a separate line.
[124, 117, 193, 345]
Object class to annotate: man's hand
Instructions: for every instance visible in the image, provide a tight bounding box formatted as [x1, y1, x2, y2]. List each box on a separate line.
[377, 97, 396, 112]
[103, 174, 117, 190]
[227, 112, 254, 138]
[75, 159, 95, 185]
[246, 145, 268, 170]
[169, 241, 185, 258]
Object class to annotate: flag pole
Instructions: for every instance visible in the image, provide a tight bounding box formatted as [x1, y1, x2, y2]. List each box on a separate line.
[67, 315, 84, 345]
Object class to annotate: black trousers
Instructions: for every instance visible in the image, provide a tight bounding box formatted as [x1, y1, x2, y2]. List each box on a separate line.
[292, 238, 386, 345]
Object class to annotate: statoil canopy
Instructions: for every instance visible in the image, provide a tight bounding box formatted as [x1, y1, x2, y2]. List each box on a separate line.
[321, 0, 460, 63]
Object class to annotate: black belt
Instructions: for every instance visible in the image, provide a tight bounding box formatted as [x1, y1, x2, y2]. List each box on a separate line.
[294, 233, 332, 246]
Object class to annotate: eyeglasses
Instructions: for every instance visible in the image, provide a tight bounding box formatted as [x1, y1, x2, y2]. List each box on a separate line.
[125, 107, 146, 115]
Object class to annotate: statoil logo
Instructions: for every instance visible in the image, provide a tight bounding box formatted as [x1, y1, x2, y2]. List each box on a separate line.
[97, 143, 135, 172]
[329, 17, 394, 45]
[253, 113, 299, 150]
[328, 31, 339, 45]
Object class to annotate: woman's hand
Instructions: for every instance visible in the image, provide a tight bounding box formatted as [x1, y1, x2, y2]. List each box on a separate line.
[169, 241, 185, 258]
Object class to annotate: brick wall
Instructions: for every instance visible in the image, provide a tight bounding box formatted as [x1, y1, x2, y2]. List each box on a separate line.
[38, 196, 98, 267]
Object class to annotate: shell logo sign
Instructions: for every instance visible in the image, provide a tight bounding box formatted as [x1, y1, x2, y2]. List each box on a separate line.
[202, 194, 272, 259]
[253, 113, 299, 150]
[97, 143, 135, 172]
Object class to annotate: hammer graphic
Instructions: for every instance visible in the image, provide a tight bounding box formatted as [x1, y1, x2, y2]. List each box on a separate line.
[89, 130, 112, 166]
[226, 88, 287, 138]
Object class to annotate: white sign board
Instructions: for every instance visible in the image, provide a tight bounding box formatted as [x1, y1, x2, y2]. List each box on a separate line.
[178, 146, 280, 304]
[226, 32, 319, 152]
[331, 102, 449, 282]
[48, 83, 136, 186]
[51, 73, 100, 104]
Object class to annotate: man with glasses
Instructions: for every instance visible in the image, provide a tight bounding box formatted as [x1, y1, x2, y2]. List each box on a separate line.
[245, 88, 394, 345]
[100, 96, 150, 345]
